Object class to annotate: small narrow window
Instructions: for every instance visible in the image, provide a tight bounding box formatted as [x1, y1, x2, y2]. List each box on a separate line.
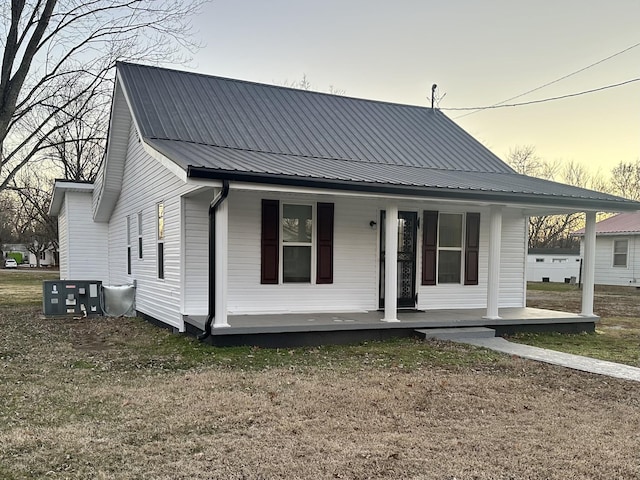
[126, 215, 132, 274]
[137, 212, 143, 259]
[157, 202, 165, 279]
[535, 258, 544, 263]
[613, 239, 628, 267]
[282, 204, 312, 283]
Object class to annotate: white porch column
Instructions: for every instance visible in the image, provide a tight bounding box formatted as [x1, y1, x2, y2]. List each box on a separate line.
[485, 206, 502, 320]
[382, 204, 400, 322]
[214, 198, 230, 328]
[581, 211, 597, 317]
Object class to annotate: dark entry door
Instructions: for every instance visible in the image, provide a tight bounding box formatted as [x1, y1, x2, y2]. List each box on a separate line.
[379, 211, 418, 309]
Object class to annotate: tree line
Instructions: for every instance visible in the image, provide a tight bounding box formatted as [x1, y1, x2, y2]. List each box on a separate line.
[506, 145, 640, 250]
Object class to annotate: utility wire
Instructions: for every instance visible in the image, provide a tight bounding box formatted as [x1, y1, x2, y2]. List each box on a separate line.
[442, 77, 640, 112]
[450, 40, 640, 118]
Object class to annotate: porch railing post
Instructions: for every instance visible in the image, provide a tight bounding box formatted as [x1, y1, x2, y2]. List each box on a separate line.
[214, 198, 230, 327]
[382, 204, 400, 322]
[581, 211, 597, 317]
[485, 206, 502, 319]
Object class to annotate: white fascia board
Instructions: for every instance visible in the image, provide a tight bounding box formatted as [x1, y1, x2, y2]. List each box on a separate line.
[185, 176, 633, 214]
[49, 181, 94, 216]
[141, 140, 188, 183]
[185, 177, 499, 207]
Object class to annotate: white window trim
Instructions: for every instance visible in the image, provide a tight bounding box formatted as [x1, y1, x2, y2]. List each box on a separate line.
[613, 238, 628, 268]
[137, 211, 143, 260]
[157, 202, 165, 279]
[126, 215, 132, 275]
[280, 202, 316, 284]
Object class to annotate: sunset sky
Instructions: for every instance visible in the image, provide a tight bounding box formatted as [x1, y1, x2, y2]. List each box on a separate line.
[189, 0, 640, 179]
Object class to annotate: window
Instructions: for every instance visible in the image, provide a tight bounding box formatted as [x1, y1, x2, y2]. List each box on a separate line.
[422, 211, 480, 286]
[261, 200, 334, 285]
[282, 204, 312, 283]
[552, 258, 567, 263]
[536, 258, 545, 263]
[157, 202, 165, 279]
[613, 239, 628, 267]
[126, 216, 132, 274]
[437, 213, 463, 284]
[137, 212, 143, 259]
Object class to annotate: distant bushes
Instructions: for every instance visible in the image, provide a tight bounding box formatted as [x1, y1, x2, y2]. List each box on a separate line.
[7, 252, 23, 264]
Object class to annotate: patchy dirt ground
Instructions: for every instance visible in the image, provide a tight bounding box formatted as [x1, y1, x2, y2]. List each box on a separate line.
[527, 284, 640, 318]
[1, 302, 640, 479]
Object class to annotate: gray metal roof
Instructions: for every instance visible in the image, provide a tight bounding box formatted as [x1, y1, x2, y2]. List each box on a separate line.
[116, 62, 640, 211]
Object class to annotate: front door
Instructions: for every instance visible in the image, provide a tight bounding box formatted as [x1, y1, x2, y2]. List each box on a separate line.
[379, 211, 418, 309]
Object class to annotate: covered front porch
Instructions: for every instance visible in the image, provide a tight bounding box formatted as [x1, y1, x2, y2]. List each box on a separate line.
[185, 306, 596, 347]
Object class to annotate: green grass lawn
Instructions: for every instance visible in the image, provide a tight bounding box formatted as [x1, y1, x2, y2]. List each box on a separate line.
[0, 269, 59, 307]
[511, 316, 640, 367]
[3, 271, 639, 368]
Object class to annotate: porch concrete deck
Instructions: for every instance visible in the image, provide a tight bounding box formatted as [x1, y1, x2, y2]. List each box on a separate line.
[186, 307, 594, 336]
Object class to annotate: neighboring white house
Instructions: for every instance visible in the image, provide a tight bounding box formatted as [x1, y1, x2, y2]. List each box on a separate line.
[574, 212, 640, 286]
[48, 62, 640, 337]
[28, 247, 57, 267]
[526, 248, 581, 283]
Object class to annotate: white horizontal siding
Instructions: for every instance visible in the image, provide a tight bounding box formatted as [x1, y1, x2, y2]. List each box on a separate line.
[182, 191, 210, 315]
[526, 254, 581, 283]
[417, 207, 526, 310]
[417, 206, 489, 310]
[226, 191, 378, 314]
[107, 124, 200, 330]
[58, 200, 69, 279]
[587, 235, 640, 286]
[498, 210, 526, 308]
[61, 191, 108, 281]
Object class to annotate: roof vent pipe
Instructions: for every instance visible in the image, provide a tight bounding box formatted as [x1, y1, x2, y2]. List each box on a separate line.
[198, 179, 230, 341]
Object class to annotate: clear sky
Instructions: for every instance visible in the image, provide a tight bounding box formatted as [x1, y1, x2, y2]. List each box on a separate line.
[188, 0, 640, 178]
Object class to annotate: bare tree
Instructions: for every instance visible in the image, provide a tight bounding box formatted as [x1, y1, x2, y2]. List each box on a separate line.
[282, 74, 345, 95]
[506, 146, 608, 249]
[0, 0, 204, 192]
[8, 167, 58, 266]
[40, 85, 109, 182]
[610, 160, 640, 201]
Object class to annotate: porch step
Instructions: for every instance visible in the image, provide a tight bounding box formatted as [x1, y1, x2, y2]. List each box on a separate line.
[416, 327, 496, 341]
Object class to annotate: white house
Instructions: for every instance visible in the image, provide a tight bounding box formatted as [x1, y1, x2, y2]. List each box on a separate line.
[49, 62, 640, 343]
[526, 248, 581, 283]
[28, 247, 57, 267]
[574, 212, 640, 286]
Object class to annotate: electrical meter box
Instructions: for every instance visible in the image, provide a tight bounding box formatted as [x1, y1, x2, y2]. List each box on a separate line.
[43, 280, 103, 316]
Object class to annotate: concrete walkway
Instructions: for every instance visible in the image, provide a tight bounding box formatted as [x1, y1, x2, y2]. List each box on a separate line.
[460, 336, 640, 383]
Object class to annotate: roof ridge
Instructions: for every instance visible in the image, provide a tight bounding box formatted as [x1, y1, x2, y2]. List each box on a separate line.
[118, 61, 446, 113]
[146, 136, 512, 176]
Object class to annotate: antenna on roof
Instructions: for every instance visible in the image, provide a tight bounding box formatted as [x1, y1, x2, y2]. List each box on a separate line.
[428, 84, 446, 110]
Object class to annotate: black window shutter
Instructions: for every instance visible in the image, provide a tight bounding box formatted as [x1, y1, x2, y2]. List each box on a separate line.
[316, 202, 334, 284]
[261, 199, 279, 284]
[422, 211, 438, 285]
[464, 212, 480, 285]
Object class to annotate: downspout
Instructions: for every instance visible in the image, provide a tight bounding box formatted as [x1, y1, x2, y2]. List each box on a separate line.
[198, 180, 230, 341]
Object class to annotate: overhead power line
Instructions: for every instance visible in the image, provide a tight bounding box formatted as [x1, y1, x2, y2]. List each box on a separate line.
[449, 40, 640, 117]
[442, 77, 640, 112]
